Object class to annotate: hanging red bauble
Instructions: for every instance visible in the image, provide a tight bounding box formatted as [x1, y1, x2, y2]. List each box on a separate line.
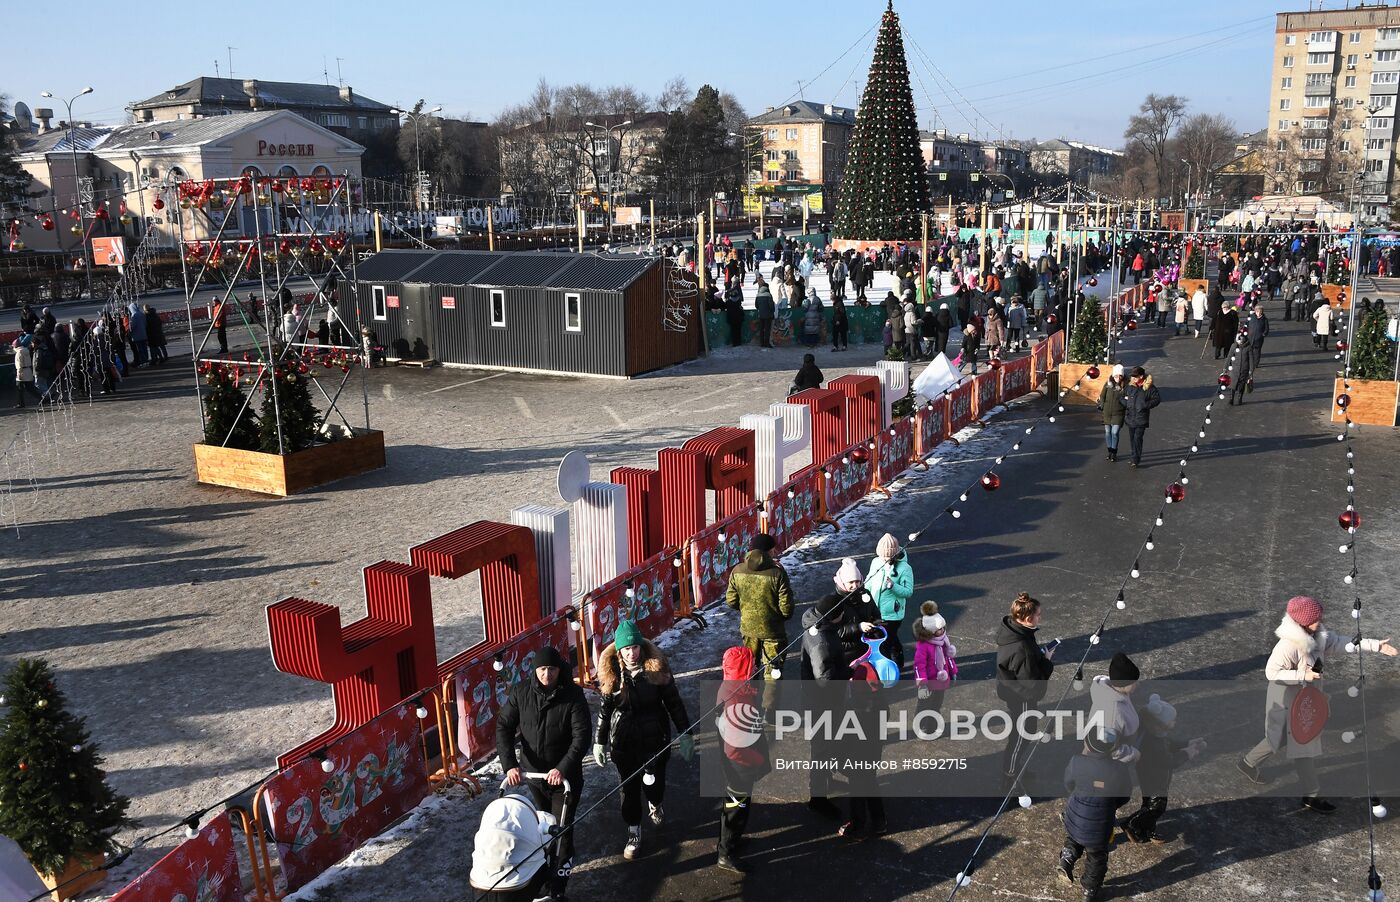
[93, 206, 109, 220]
[17, 762, 25, 771]
[989, 358, 1001, 369]
[1340, 510, 1360, 531]
[851, 447, 869, 464]
[1336, 339, 1348, 351]
[1088, 277, 1098, 287]
[41, 216, 54, 231]
[279, 239, 292, 255]
[271, 179, 283, 193]
[1045, 314, 1057, 325]
[1165, 482, 1186, 503]
[1336, 393, 1352, 409]
[1087, 366, 1100, 379]
[1218, 374, 1231, 387]
[300, 177, 315, 192]
[152, 197, 165, 211]
[1126, 320, 1138, 331]
[981, 472, 1001, 491]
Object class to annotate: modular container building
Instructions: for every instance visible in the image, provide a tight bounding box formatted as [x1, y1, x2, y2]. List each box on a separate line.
[350, 249, 703, 377]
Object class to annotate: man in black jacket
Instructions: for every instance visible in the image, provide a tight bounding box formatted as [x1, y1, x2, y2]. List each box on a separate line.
[496, 645, 592, 899]
[1245, 303, 1269, 373]
[995, 592, 1056, 792]
[1121, 366, 1161, 469]
[801, 593, 858, 819]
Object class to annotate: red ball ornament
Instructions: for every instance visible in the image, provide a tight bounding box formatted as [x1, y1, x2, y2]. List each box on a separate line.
[340, 364, 351, 373]
[41, 216, 54, 231]
[1218, 374, 1231, 387]
[271, 179, 284, 193]
[1126, 320, 1138, 331]
[152, 197, 165, 211]
[1340, 510, 1361, 531]
[1336, 339, 1348, 351]
[1165, 483, 1186, 503]
[850, 447, 869, 464]
[299, 177, 315, 192]
[981, 472, 1001, 491]
[93, 206, 109, 220]
[1087, 277, 1098, 287]
[1336, 393, 1352, 409]
[1086, 366, 1101, 379]
[17, 762, 25, 771]
[1045, 314, 1057, 326]
[990, 358, 1001, 369]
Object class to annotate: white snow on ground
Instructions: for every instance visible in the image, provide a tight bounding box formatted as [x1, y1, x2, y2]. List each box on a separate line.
[271, 385, 1046, 900]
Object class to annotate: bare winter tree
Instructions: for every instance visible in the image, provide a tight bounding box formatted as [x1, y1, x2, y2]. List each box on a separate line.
[1170, 113, 1239, 207]
[1123, 94, 1187, 200]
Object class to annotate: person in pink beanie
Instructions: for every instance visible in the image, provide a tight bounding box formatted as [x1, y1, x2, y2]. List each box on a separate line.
[912, 601, 957, 712]
[1237, 596, 1396, 813]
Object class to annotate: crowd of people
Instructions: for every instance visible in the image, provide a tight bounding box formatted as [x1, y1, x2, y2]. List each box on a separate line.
[10, 300, 170, 405]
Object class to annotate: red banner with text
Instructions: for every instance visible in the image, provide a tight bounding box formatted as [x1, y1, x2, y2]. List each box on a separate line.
[1049, 330, 1066, 365]
[451, 612, 577, 763]
[583, 552, 678, 662]
[947, 381, 975, 435]
[915, 396, 948, 458]
[822, 445, 876, 516]
[974, 370, 1000, 418]
[877, 417, 915, 484]
[261, 703, 430, 892]
[1031, 340, 1049, 387]
[766, 465, 821, 556]
[999, 355, 1033, 402]
[110, 813, 241, 902]
[689, 504, 761, 610]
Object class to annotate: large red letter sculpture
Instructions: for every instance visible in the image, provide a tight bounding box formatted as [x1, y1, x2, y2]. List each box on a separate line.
[682, 427, 756, 520]
[611, 466, 663, 566]
[790, 388, 847, 462]
[266, 561, 437, 767]
[830, 374, 882, 447]
[658, 447, 706, 547]
[409, 521, 542, 675]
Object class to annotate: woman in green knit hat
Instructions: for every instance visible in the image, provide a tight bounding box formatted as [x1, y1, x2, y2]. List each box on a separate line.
[593, 619, 694, 862]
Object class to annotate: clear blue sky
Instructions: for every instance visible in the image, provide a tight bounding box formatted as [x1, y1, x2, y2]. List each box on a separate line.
[4, 0, 1286, 146]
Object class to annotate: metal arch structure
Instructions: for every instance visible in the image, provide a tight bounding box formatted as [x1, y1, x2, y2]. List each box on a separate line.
[168, 173, 373, 453]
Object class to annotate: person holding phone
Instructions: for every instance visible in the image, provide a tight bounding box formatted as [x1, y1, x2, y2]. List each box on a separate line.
[995, 592, 1056, 793]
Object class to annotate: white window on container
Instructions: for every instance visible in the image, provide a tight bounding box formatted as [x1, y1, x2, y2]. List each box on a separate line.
[490, 290, 506, 327]
[372, 285, 387, 321]
[564, 293, 582, 332]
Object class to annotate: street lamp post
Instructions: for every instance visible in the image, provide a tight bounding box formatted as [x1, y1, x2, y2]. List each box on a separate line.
[41, 87, 94, 298]
[390, 105, 441, 214]
[585, 119, 632, 235]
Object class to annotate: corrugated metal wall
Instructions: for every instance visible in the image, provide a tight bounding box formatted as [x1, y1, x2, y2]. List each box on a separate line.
[355, 281, 407, 356]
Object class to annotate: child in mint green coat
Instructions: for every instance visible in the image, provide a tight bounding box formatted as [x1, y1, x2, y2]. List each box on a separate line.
[864, 533, 914, 668]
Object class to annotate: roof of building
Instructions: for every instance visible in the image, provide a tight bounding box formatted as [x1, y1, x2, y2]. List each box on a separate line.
[130, 76, 392, 112]
[1035, 138, 1124, 156]
[13, 125, 111, 156]
[749, 101, 856, 126]
[85, 110, 364, 155]
[354, 249, 656, 291]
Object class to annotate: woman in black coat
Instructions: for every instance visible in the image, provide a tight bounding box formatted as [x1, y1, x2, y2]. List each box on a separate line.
[724, 280, 746, 347]
[1210, 304, 1239, 360]
[933, 302, 953, 357]
[791, 353, 824, 393]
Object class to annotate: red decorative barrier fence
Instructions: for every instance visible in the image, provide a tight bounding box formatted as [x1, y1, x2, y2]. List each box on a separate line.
[822, 445, 876, 516]
[973, 369, 1000, 418]
[999, 355, 1033, 402]
[688, 504, 761, 610]
[877, 417, 914, 484]
[915, 397, 948, 458]
[449, 610, 577, 764]
[1048, 330, 1066, 365]
[582, 551, 679, 663]
[765, 465, 821, 555]
[947, 381, 975, 435]
[109, 812, 242, 902]
[1031, 339, 1050, 386]
[259, 702, 430, 893]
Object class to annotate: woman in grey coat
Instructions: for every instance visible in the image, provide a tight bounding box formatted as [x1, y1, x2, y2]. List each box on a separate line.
[1238, 596, 1396, 812]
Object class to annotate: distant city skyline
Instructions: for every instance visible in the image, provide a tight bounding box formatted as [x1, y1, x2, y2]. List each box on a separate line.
[4, 0, 1285, 146]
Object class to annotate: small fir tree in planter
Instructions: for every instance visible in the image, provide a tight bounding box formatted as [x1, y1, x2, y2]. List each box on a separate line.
[1221, 232, 1238, 254]
[258, 363, 321, 454]
[1326, 250, 1349, 286]
[0, 659, 132, 878]
[201, 363, 260, 450]
[1183, 243, 1205, 280]
[1068, 294, 1108, 364]
[1352, 305, 1398, 380]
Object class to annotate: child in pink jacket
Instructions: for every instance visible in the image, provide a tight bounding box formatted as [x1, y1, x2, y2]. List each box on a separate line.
[912, 601, 957, 712]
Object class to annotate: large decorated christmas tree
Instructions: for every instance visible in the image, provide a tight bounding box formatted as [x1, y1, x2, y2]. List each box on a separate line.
[832, 1, 930, 242]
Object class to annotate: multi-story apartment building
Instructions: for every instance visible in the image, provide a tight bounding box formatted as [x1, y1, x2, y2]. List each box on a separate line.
[1030, 139, 1122, 185]
[1269, 5, 1400, 222]
[746, 101, 855, 212]
[129, 77, 397, 138]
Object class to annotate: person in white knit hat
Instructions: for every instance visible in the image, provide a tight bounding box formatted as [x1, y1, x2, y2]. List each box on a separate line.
[833, 557, 880, 666]
[912, 601, 957, 712]
[863, 534, 914, 668]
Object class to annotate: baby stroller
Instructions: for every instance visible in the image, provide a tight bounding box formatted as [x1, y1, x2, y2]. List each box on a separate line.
[469, 774, 571, 901]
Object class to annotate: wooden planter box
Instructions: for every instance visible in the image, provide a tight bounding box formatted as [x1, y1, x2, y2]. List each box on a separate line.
[39, 851, 105, 901]
[194, 429, 386, 496]
[1321, 283, 1352, 309]
[1332, 377, 1398, 427]
[1059, 362, 1109, 406]
[1179, 278, 1207, 295]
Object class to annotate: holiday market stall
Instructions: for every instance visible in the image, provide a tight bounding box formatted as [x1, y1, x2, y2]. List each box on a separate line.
[349, 249, 704, 377]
